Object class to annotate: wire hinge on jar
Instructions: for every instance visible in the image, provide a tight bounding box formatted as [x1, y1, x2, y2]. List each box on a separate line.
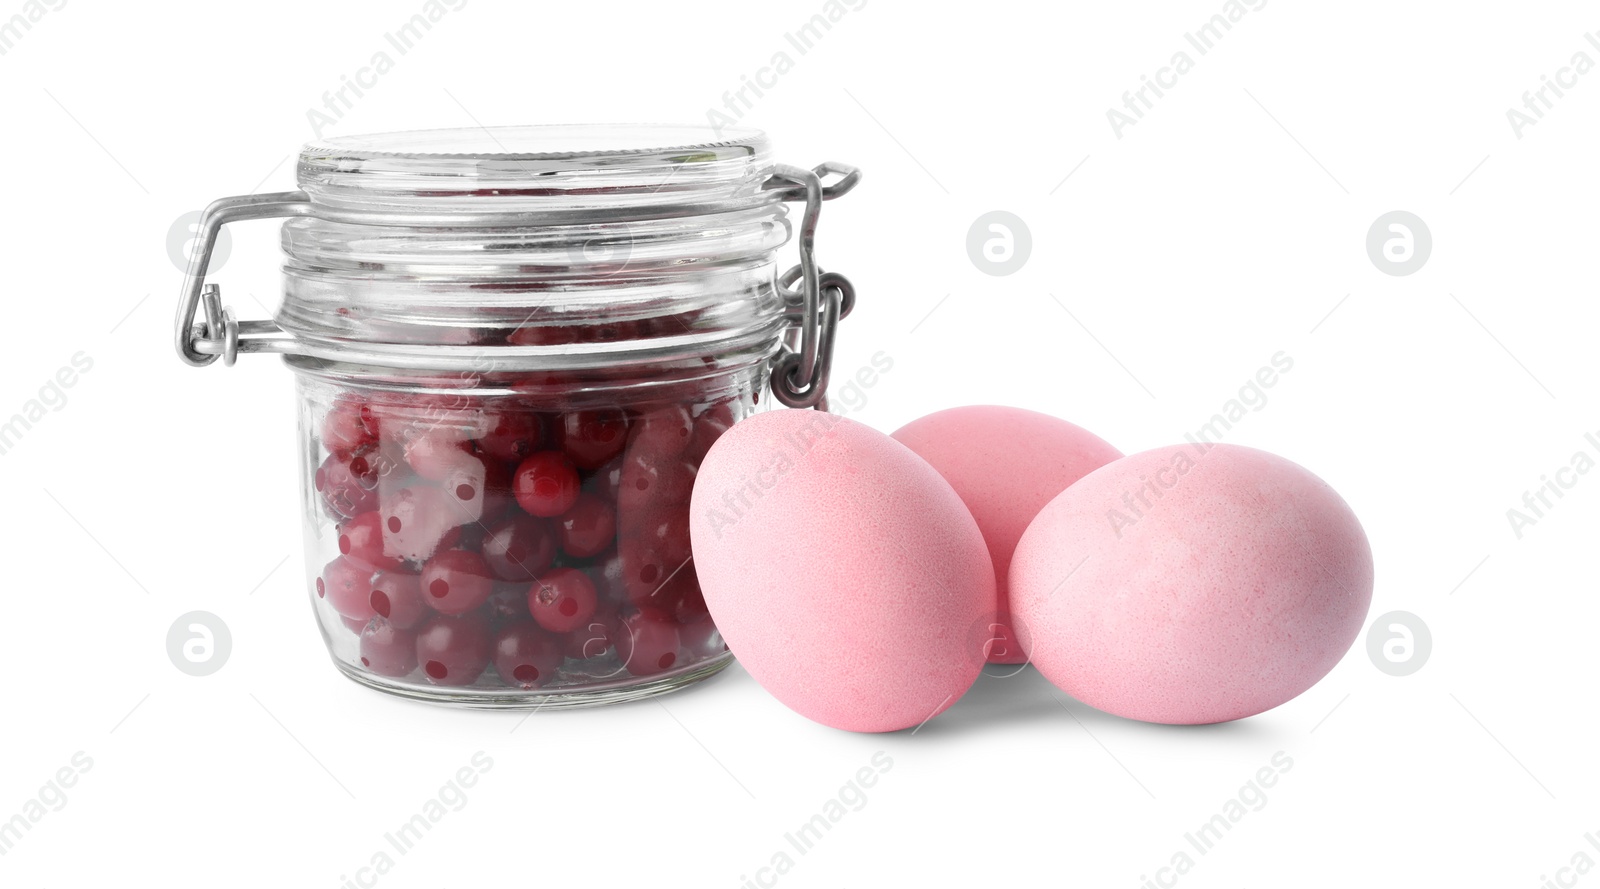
[764, 162, 860, 411]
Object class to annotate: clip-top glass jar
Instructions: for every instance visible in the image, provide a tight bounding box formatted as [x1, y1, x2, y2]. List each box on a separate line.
[173, 125, 859, 708]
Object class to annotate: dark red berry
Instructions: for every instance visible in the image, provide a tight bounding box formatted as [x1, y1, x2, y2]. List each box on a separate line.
[513, 451, 581, 517]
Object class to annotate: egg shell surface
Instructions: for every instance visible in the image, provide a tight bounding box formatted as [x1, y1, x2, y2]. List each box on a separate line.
[892, 406, 1121, 664]
[1010, 442, 1373, 725]
[691, 410, 995, 733]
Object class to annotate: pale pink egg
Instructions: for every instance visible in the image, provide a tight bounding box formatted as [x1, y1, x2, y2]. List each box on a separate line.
[691, 410, 995, 733]
[1010, 443, 1373, 724]
[892, 406, 1120, 664]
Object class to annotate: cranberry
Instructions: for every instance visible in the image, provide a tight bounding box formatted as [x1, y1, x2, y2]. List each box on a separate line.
[617, 535, 695, 612]
[316, 448, 380, 520]
[672, 566, 709, 623]
[359, 619, 418, 677]
[562, 607, 619, 660]
[415, 613, 492, 686]
[615, 611, 681, 677]
[513, 451, 581, 517]
[380, 485, 466, 564]
[320, 556, 377, 622]
[585, 455, 625, 502]
[698, 398, 738, 428]
[323, 398, 377, 457]
[559, 493, 617, 559]
[420, 549, 495, 615]
[369, 570, 426, 630]
[477, 410, 542, 464]
[480, 515, 557, 582]
[558, 409, 629, 469]
[585, 549, 629, 606]
[626, 507, 692, 565]
[684, 413, 731, 465]
[486, 585, 532, 624]
[617, 453, 697, 516]
[337, 511, 403, 572]
[527, 566, 599, 634]
[491, 621, 564, 689]
[475, 455, 516, 524]
[678, 617, 726, 658]
[340, 615, 369, 634]
[627, 405, 694, 461]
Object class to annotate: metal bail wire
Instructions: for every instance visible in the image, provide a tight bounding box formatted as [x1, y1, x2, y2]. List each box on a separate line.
[765, 162, 859, 410]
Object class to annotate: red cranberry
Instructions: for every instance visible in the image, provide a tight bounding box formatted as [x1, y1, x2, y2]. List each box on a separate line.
[481, 515, 558, 582]
[369, 570, 426, 630]
[585, 455, 625, 502]
[337, 511, 403, 572]
[359, 619, 418, 677]
[684, 413, 731, 465]
[585, 549, 629, 606]
[617, 453, 697, 516]
[323, 398, 377, 457]
[672, 566, 709, 623]
[616, 611, 681, 677]
[477, 410, 543, 464]
[341, 615, 369, 634]
[562, 607, 619, 660]
[320, 556, 377, 622]
[491, 621, 564, 689]
[558, 409, 629, 469]
[617, 535, 695, 612]
[527, 566, 598, 634]
[475, 455, 516, 524]
[627, 405, 694, 461]
[316, 448, 380, 520]
[415, 613, 492, 686]
[626, 506, 692, 565]
[559, 493, 617, 559]
[513, 451, 581, 517]
[420, 549, 495, 615]
[678, 617, 726, 658]
[698, 398, 739, 428]
[380, 485, 466, 564]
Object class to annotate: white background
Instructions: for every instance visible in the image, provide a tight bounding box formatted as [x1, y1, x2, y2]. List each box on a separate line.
[2, 1, 1597, 886]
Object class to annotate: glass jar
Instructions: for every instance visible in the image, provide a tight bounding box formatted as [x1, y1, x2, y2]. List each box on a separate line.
[173, 125, 858, 708]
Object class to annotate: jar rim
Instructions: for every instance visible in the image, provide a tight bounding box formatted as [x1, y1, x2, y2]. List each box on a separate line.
[298, 124, 776, 214]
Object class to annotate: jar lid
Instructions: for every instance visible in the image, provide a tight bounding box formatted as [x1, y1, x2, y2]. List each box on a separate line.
[298, 124, 776, 216]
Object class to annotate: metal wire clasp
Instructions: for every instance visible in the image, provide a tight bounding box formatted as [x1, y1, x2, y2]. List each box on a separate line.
[174, 192, 313, 366]
[763, 162, 860, 410]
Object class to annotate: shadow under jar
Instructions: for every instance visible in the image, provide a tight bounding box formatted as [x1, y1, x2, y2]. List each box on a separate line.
[174, 124, 859, 708]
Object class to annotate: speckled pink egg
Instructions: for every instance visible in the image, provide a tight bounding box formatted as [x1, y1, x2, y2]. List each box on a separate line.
[690, 410, 995, 733]
[1010, 443, 1373, 725]
[892, 406, 1121, 664]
